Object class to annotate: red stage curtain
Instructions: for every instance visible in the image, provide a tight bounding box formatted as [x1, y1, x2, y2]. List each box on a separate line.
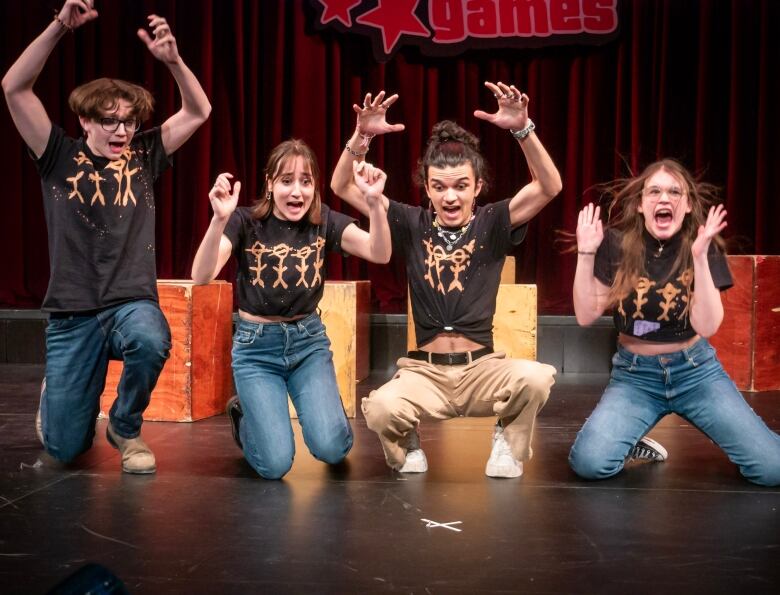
[1, 1, 778, 314]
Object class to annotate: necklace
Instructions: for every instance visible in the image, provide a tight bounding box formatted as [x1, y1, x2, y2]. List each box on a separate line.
[433, 215, 474, 251]
[654, 238, 666, 257]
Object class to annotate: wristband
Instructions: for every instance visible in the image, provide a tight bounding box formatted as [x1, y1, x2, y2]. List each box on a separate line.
[53, 10, 73, 32]
[510, 119, 535, 140]
[345, 143, 368, 158]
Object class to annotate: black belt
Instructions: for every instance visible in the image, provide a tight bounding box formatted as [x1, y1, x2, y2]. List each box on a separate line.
[406, 347, 493, 365]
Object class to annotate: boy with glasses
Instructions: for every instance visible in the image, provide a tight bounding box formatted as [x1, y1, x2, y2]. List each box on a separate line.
[2, 0, 211, 473]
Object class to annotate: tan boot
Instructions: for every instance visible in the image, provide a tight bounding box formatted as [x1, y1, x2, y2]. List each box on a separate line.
[106, 423, 156, 474]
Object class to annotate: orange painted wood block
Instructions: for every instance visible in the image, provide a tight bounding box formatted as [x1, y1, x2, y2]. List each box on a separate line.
[753, 256, 780, 391]
[712, 256, 780, 391]
[711, 256, 753, 390]
[100, 281, 233, 421]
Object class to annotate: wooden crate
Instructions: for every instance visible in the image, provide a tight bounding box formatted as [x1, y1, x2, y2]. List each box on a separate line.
[289, 280, 370, 418]
[100, 281, 233, 421]
[711, 255, 780, 391]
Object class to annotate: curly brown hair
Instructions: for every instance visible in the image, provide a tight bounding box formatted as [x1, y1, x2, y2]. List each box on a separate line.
[68, 78, 154, 122]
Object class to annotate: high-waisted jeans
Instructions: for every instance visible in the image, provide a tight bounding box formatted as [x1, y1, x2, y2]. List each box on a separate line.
[231, 312, 353, 479]
[569, 338, 780, 486]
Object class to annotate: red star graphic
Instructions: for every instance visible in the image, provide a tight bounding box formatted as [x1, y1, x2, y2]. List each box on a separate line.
[355, 0, 430, 55]
[318, 0, 362, 27]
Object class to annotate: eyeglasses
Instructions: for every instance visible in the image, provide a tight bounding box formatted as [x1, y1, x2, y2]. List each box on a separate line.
[642, 186, 685, 201]
[99, 117, 140, 132]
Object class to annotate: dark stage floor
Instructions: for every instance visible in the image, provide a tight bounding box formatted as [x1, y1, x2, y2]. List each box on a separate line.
[1, 363, 779, 594]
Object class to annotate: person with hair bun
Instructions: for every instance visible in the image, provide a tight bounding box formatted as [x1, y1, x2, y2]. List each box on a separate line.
[192, 142, 391, 480]
[569, 160, 780, 485]
[330, 83, 561, 477]
[2, 0, 211, 473]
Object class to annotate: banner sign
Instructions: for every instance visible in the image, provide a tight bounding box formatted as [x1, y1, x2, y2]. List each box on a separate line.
[310, 0, 619, 61]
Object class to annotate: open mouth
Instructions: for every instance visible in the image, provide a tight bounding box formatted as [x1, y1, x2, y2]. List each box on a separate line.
[286, 200, 305, 213]
[108, 141, 125, 154]
[440, 204, 462, 221]
[654, 207, 674, 226]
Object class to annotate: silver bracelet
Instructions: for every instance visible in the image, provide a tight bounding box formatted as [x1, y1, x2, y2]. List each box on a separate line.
[510, 119, 535, 140]
[344, 143, 368, 158]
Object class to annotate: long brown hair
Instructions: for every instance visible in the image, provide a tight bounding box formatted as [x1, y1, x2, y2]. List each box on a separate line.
[600, 159, 726, 305]
[251, 139, 322, 224]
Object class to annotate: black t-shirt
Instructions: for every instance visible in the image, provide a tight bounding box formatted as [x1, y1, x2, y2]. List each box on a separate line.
[223, 205, 356, 317]
[388, 199, 527, 349]
[34, 125, 170, 312]
[594, 228, 733, 342]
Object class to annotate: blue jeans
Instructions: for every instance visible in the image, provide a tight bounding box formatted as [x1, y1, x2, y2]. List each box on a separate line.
[231, 312, 353, 479]
[41, 299, 171, 462]
[569, 338, 780, 486]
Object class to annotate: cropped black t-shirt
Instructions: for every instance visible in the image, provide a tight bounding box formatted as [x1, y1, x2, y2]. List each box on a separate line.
[388, 199, 527, 349]
[223, 205, 356, 317]
[593, 228, 733, 342]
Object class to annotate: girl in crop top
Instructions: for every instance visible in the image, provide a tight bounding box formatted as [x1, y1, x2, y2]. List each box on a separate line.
[192, 139, 390, 479]
[569, 159, 780, 486]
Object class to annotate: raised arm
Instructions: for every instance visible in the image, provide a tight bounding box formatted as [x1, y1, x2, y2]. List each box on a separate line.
[191, 173, 239, 285]
[340, 161, 392, 264]
[688, 204, 728, 338]
[474, 81, 562, 227]
[573, 203, 611, 326]
[330, 90, 404, 216]
[137, 15, 211, 156]
[2, 0, 98, 158]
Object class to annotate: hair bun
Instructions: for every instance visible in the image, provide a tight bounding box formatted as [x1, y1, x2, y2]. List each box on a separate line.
[430, 120, 480, 152]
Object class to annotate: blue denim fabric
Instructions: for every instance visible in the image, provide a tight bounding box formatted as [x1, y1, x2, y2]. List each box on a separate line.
[41, 299, 171, 462]
[569, 338, 780, 486]
[231, 312, 353, 479]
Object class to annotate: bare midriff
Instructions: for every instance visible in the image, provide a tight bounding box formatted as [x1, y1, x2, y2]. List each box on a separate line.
[417, 332, 485, 353]
[618, 332, 700, 356]
[238, 309, 309, 323]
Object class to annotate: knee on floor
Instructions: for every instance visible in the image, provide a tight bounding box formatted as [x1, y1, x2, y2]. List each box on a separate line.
[568, 443, 623, 480]
[44, 436, 92, 464]
[309, 432, 353, 465]
[249, 452, 294, 480]
[742, 459, 780, 487]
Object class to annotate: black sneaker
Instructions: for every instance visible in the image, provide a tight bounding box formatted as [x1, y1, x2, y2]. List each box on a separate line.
[226, 395, 243, 450]
[628, 436, 668, 462]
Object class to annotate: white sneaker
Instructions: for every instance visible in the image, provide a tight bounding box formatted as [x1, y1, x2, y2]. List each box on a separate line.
[399, 430, 428, 473]
[628, 436, 668, 462]
[485, 425, 523, 478]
